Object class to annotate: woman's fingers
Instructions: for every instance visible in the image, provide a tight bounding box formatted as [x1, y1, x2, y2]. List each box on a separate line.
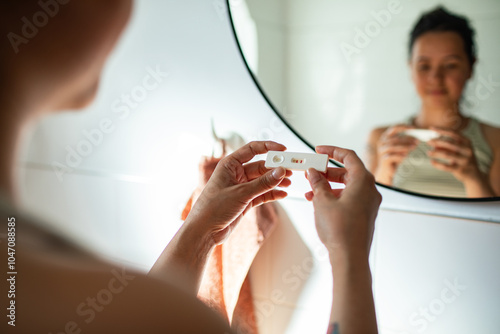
[430, 159, 456, 172]
[305, 168, 346, 201]
[230, 141, 286, 165]
[278, 178, 292, 188]
[244, 160, 292, 180]
[306, 168, 334, 200]
[305, 188, 343, 201]
[305, 191, 314, 201]
[378, 144, 416, 156]
[315, 146, 365, 174]
[380, 124, 415, 141]
[428, 151, 467, 166]
[430, 127, 468, 143]
[240, 167, 287, 201]
[382, 136, 418, 147]
[428, 140, 473, 160]
[251, 189, 288, 207]
[380, 153, 408, 165]
[324, 167, 348, 183]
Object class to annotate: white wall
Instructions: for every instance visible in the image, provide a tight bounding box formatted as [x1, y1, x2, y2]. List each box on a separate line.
[240, 0, 288, 110]
[249, 205, 500, 334]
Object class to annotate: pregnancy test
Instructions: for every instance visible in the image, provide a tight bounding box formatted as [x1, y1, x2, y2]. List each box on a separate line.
[402, 129, 440, 142]
[265, 151, 329, 172]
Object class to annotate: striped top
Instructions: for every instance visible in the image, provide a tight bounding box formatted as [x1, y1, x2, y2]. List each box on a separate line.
[392, 117, 493, 198]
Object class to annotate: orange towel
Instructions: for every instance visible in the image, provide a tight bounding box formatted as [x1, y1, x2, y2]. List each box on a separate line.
[181, 155, 279, 334]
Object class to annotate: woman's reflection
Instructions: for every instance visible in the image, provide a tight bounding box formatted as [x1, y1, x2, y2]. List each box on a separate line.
[366, 7, 500, 198]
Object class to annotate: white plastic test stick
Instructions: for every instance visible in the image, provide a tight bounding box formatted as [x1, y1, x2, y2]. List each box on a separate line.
[403, 129, 440, 142]
[265, 151, 329, 173]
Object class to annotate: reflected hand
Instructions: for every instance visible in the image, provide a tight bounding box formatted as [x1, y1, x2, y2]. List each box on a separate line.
[427, 128, 484, 184]
[305, 146, 382, 261]
[188, 141, 292, 246]
[374, 125, 417, 185]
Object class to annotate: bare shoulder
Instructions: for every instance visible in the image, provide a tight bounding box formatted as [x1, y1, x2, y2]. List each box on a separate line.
[367, 126, 390, 145]
[480, 122, 500, 151]
[0, 211, 231, 334]
[8, 250, 232, 334]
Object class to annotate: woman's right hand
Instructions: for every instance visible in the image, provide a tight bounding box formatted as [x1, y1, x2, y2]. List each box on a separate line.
[306, 146, 381, 334]
[305, 146, 382, 263]
[374, 125, 418, 185]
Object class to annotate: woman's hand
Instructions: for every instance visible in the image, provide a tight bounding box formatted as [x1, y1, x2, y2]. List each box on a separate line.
[188, 141, 292, 245]
[374, 125, 417, 185]
[427, 128, 494, 197]
[305, 146, 382, 262]
[305, 146, 381, 334]
[150, 141, 291, 295]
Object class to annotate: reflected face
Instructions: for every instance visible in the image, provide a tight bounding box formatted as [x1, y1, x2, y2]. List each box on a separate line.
[410, 32, 473, 109]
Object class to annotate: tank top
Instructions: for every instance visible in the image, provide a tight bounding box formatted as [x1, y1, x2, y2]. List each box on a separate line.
[392, 117, 493, 198]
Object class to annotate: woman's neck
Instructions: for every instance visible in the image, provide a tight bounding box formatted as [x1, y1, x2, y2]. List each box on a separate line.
[414, 103, 468, 131]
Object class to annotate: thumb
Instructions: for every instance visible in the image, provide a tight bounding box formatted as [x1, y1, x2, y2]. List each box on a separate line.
[306, 168, 332, 200]
[242, 167, 286, 200]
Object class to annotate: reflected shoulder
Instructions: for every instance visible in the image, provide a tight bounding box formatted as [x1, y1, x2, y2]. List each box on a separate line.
[480, 122, 500, 150]
[368, 126, 390, 143]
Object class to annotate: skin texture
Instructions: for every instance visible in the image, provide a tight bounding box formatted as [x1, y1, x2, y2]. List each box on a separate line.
[367, 31, 500, 197]
[0, 1, 381, 333]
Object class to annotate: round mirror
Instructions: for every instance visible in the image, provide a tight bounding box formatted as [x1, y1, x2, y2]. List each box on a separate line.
[228, 0, 500, 200]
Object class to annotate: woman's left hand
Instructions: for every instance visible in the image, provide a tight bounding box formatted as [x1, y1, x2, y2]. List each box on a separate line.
[188, 141, 292, 246]
[427, 127, 483, 184]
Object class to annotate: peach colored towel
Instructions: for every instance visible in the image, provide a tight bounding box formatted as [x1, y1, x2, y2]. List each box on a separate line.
[181, 155, 279, 334]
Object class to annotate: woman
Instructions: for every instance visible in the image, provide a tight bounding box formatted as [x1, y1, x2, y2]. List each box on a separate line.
[367, 7, 500, 198]
[0, 1, 380, 333]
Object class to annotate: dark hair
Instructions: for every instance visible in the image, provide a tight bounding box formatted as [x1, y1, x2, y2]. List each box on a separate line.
[409, 6, 476, 66]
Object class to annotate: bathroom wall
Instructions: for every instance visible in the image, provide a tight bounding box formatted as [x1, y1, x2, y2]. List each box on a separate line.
[17, 1, 500, 333]
[250, 204, 500, 334]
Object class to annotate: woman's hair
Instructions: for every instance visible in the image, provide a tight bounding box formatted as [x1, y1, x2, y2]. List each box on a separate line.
[409, 6, 476, 65]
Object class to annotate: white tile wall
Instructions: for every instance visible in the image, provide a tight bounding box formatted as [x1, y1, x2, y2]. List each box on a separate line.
[250, 202, 500, 334]
[373, 209, 500, 334]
